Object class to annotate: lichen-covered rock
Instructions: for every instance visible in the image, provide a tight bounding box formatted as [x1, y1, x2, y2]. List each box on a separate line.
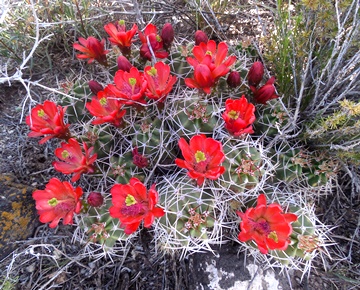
[0, 174, 38, 259]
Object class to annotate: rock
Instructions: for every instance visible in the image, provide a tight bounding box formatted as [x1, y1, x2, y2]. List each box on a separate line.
[0, 173, 38, 259]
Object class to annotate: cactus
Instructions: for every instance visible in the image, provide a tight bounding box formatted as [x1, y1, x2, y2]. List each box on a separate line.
[154, 174, 222, 254]
[255, 102, 289, 137]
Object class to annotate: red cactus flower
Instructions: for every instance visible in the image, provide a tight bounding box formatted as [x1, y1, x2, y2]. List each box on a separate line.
[227, 71, 241, 88]
[107, 67, 147, 105]
[73, 37, 109, 65]
[104, 20, 137, 55]
[188, 40, 236, 75]
[26, 100, 71, 144]
[194, 30, 208, 45]
[161, 23, 174, 50]
[87, 192, 104, 207]
[86, 87, 126, 126]
[250, 77, 279, 105]
[117, 55, 133, 72]
[185, 62, 215, 94]
[109, 177, 165, 234]
[132, 147, 149, 168]
[237, 194, 297, 254]
[222, 96, 256, 137]
[53, 138, 97, 182]
[144, 61, 177, 102]
[138, 23, 169, 60]
[32, 178, 83, 228]
[88, 80, 104, 95]
[175, 134, 225, 186]
[247, 61, 264, 87]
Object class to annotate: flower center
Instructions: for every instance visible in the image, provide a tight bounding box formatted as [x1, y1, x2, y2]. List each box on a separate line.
[54, 201, 74, 213]
[228, 110, 239, 120]
[147, 67, 157, 77]
[253, 219, 271, 235]
[121, 203, 144, 216]
[205, 51, 212, 55]
[128, 78, 137, 86]
[118, 19, 125, 26]
[48, 197, 58, 207]
[125, 194, 137, 206]
[156, 35, 162, 42]
[99, 97, 107, 106]
[37, 109, 46, 118]
[61, 150, 70, 159]
[268, 231, 278, 243]
[195, 151, 206, 163]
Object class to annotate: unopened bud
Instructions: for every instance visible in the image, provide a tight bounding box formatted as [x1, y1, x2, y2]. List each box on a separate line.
[247, 61, 264, 87]
[227, 71, 241, 88]
[161, 23, 174, 49]
[117, 56, 132, 72]
[194, 30, 208, 45]
[88, 80, 103, 95]
[87, 192, 104, 207]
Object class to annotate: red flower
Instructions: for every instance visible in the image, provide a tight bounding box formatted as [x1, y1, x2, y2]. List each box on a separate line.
[250, 77, 279, 105]
[222, 96, 256, 137]
[247, 61, 264, 87]
[175, 134, 225, 186]
[104, 20, 137, 55]
[107, 67, 147, 105]
[138, 23, 169, 60]
[161, 23, 174, 50]
[194, 30, 208, 45]
[185, 61, 215, 94]
[53, 138, 97, 182]
[227, 71, 241, 88]
[117, 55, 133, 72]
[88, 80, 104, 95]
[73, 37, 109, 65]
[32, 178, 83, 228]
[237, 194, 297, 254]
[144, 61, 177, 102]
[86, 87, 126, 126]
[87, 192, 104, 207]
[109, 178, 165, 234]
[26, 100, 71, 144]
[187, 40, 236, 76]
[132, 147, 149, 168]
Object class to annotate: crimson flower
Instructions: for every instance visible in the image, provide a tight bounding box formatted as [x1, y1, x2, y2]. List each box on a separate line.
[132, 147, 149, 168]
[109, 178, 165, 234]
[247, 61, 264, 87]
[237, 194, 297, 254]
[194, 30, 208, 45]
[175, 134, 225, 186]
[250, 77, 279, 105]
[86, 87, 126, 126]
[138, 23, 169, 60]
[73, 37, 109, 65]
[53, 138, 97, 182]
[104, 20, 137, 55]
[107, 67, 147, 105]
[26, 100, 71, 144]
[144, 61, 177, 102]
[160, 23, 174, 50]
[32, 178, 83, 228]
[117, 55, 133, 72]
[222, 96, 256, 137]
[227, 71, 241, 88]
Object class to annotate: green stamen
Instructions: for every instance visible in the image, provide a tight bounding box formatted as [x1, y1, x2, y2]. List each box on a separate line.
[156, 35, 162, 42]
[228, 110, 239, 120]
[37, 109, 45, 118]
[195, 151, 206, 163]
[125, 194, 137, 206]
[61, 150, 70, 159]
[128, 78, 137, 86]
[99, 97, 107, 106]
[48, 198, 58, 207]
[268, 231, 278, 243]
[147, 67, 157, 77]
[118, 20, 125, 26]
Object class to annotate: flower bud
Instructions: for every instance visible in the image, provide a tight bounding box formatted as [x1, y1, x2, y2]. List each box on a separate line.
[117, 56, 132, 72]
[88, 80, 103, 95]
[251, 77, 279, 105]
[161, 23, 174, 49]
[195, 30, 208, 45]
[132, 147, 149, 168]
[87, 192, 104, 207]
[247, 61, 264, 87]
[227, 71, 241, 88]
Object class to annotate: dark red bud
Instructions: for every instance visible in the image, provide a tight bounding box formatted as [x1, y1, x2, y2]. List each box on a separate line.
[132, 147, 149, 168]
[194, 30, 208, 45]
[161, 23, 174, 49]
[87, 192, 104, 207]
[248, 61, 264, 87]
[227, 71, 241, 88]
[117, 56, 132, 72]
[88, 80, 103, 95]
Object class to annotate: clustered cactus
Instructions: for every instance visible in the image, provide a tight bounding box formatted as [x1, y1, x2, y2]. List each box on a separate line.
[25, 19, 338, 273]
